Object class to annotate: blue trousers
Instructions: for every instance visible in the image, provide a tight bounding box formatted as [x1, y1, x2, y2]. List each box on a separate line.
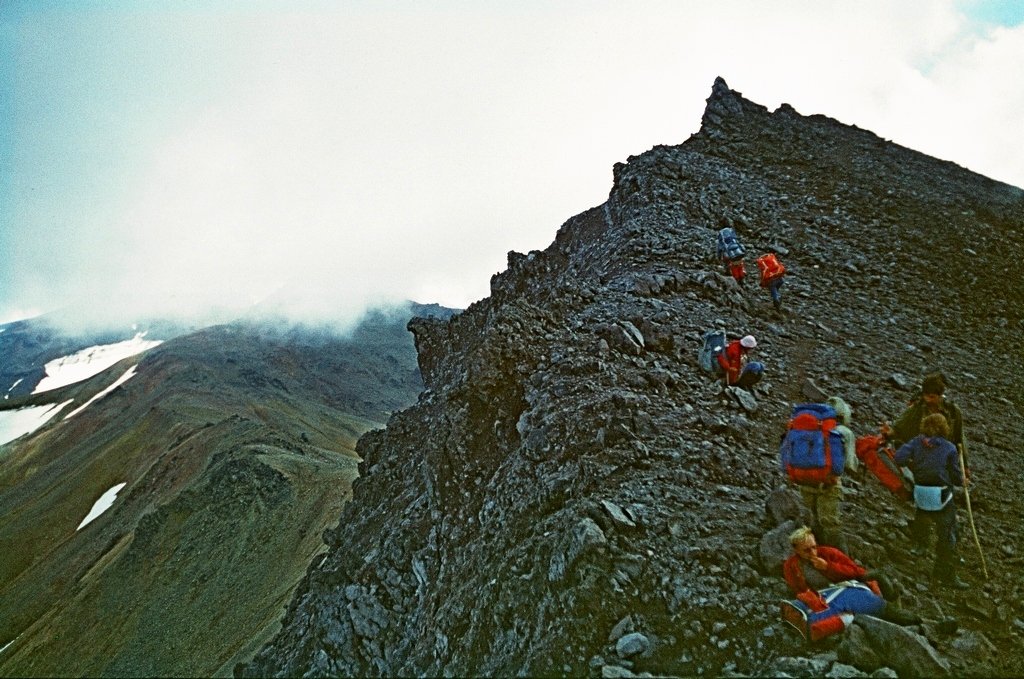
[769, 277, 784, 302]
[734, 361, 764, 389]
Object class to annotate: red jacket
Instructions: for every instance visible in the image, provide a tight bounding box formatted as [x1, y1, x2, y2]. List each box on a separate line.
[782, 546, 867, 595]
[717, 340, 747, 384]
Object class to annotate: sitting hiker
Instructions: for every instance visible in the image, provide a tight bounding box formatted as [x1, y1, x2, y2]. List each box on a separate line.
[894, 412, 968, 590]
[716, 334, 764, 390]
[783, 526, 919, 634]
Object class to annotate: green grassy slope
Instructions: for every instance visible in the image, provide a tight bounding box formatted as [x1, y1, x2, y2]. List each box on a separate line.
[0, 314, 434, 677]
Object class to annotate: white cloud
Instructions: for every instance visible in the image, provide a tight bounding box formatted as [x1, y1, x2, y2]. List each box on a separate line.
[3, 2, 1022, 328]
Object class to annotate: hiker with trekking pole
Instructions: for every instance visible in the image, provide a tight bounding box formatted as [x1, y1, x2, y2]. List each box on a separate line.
[880, 372, 988, 583]
[893, 413, 972, 589]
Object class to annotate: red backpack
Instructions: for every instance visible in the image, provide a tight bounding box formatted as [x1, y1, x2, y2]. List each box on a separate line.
[756, 253, 786, 287]
[855, 435, 912, 501]
[779, 404, 845, 485]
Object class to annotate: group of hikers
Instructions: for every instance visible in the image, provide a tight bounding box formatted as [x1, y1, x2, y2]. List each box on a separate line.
[704, 227, 976, 642]
[778, 372, 971, 640]
[716, 226, 787, 311]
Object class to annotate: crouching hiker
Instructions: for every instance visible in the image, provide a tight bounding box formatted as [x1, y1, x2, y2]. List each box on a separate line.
[780, 526, 920, 641]
[894, 412, 969, 590]
[716, 334, 764, 390]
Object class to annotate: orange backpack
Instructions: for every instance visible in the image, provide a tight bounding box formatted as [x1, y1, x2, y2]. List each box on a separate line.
[756, 253, 786, 287]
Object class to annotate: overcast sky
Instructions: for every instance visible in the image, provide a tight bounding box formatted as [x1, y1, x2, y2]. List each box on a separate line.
[2, 1, 1023, 330]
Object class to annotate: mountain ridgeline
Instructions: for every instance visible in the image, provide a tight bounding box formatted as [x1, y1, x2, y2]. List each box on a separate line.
[240, 78, 1024, 677]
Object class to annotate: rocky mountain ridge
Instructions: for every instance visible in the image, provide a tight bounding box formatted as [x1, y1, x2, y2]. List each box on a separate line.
[240, 77, 1024, 677]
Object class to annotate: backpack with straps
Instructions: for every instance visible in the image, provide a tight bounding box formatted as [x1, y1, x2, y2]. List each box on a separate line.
[779, 403, 846, 485]
[716, 228, 746, 261]
[855, 434, 912, 501]
[780, 581, 885, 642]
[698, 330, 727, 374]
[756, 253, 786, 287]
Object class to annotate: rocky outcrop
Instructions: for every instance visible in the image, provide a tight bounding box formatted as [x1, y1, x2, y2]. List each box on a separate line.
[240, 78, 1024, 677]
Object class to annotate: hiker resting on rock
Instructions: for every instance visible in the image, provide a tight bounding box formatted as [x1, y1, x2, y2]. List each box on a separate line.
[716, 334, 763, 390]
[893, 412, 969, 590]
[784, 526, 920, 626]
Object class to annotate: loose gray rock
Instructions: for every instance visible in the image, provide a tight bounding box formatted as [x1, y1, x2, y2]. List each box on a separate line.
[602, 500, 637, 529]
[854, 615, 950, 678]
[826, 663, 869, 678]
[758, 519, 798, 574]
[765, 486, 811, 527]
[608, 615, 634, 643]
[836, 621, 883, 673]
[802, 378, 829, 402]
[602, 664, 638, 678]
[615, 632, 651, 658]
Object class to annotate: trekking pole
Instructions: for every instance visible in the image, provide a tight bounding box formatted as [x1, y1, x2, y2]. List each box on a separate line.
[958, 443, 989, 580]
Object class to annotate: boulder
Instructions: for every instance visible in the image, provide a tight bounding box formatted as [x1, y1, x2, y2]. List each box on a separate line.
[615, 632, 651, 658]
[765, 486, 812, 527]
[836, 622, 883, 673]
[758, 519, 798, 574]
[854, 615, 950, 678]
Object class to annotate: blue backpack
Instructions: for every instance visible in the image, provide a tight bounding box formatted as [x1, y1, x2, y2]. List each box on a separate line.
[779, 403, 846, 485]
[698, 330, 727, 374]
[780, 581, 885, 641]
[717, 227, 746, 261]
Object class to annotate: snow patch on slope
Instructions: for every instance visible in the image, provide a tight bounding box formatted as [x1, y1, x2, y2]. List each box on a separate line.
[4, 378, 24, 400]
[32, 333, 162, 394]
[77, 482, 128, 531]
[0, 401, 74, 446]
[64, 366, 138, 420]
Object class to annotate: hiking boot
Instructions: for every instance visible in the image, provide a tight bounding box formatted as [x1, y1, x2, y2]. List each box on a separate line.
[880, 606, 922, 626]
[772, 298, 782, 311]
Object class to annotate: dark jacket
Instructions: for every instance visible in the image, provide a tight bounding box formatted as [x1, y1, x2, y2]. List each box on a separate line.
[890, 398, 964, 449]
[894, 435, 964, 488]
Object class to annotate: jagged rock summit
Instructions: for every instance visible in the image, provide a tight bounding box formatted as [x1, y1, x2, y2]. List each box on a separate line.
[240, 78, 1024, 677]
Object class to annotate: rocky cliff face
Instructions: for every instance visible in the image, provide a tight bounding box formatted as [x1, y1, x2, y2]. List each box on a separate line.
[240, 78, 1024, 677]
